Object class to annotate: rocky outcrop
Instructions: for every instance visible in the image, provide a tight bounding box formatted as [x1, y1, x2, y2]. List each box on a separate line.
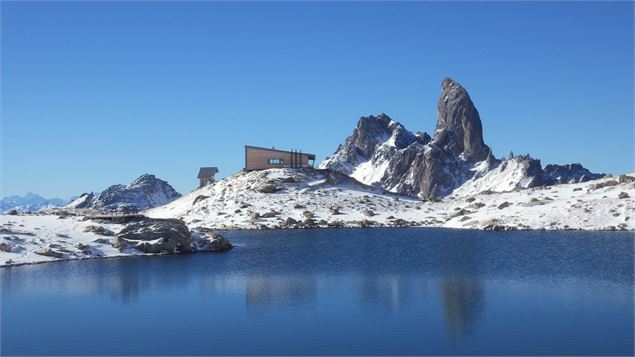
[66, 193, 95, 209]
[542, 163, 604, 185]
[320, 78, 602, 200]
[112, 218, 233, 254]
[114, 218, 192, 254]
[434, 78, 491, 163]
[83, 225, 114, 236]
[35, 247, 64, 258]
[320, 78, 494, 199]
[191, 230, 233, 252]
[65, 174, 181, 213]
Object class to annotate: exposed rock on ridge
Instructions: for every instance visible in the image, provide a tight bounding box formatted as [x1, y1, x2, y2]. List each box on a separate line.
[434, 78, 491, 163]
[65, 174, 181, 212]
[320, 78, 602, 200]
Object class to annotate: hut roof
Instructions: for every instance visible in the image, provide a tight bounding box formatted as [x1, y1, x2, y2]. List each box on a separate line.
[197, 167, 219, 178]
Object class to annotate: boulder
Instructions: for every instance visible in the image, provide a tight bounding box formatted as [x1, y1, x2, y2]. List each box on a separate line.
[589, 180, 618, 191]
[191, 231, 233, 252]
[114, 218, 192, 254]
[260, 210, 278, 218]
[618, 192, 630, 199]
[75, 242, 92, 255]
[249, 212, 260, 220]
[302, 211, 315, 218]
[362, 209, 375, 217]
[193, 195, 209, 206]
[93, 237, 111, 244]
[497, 201, 511, 209]
[284, 217, 298, 226]
[83, 225, 114, 236]
[35, 247, 64, 258]
[256, 183, 279, 193]
[0, 242, 11, 252]
[449, 208, 470, 218]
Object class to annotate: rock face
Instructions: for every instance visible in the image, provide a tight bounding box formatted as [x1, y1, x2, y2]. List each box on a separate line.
[65, 174, 181, 212]
[434, 78, 491, 163]
[320, 78, 602, 200]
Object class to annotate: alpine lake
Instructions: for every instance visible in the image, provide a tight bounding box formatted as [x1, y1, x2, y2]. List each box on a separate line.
[2, 228, 633, 355]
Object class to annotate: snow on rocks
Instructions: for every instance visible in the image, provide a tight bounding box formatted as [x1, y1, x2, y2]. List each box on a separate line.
[145, 168, 425, 230]
[0, 213, 232, 267]
[3, 169, 632, 267]
[145, 168, 635, 232]
[64, 174, 181, 213]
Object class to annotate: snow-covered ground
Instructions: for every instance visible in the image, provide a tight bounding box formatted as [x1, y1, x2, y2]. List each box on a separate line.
[0, 214, 229, 267]
[3, 168, 633, 267]
[146, 168, 635, 231]
[0, 215, 136, 266]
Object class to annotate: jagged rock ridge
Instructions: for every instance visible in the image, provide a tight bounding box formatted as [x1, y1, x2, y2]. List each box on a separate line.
[65, 174, 181, 212]
[320, 78, 602, 199]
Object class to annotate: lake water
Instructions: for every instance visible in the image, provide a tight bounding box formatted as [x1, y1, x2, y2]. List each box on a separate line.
[2, 228, 633, 355]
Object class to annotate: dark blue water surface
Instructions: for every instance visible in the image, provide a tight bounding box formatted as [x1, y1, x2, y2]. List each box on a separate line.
[1, 228, 633, 355]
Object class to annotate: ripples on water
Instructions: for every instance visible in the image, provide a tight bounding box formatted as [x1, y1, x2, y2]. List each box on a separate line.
[2, 228, 633, 355]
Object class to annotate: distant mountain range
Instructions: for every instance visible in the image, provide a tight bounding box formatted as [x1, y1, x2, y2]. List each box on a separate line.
[319, 78, 604, 200]
[0, 193, 71, 213]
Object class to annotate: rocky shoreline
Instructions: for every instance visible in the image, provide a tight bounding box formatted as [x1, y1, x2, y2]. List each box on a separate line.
[0, 213, 232, 267]
[2, 168, 633, 267]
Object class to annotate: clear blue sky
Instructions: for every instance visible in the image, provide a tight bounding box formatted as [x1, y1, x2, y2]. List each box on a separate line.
[1, 1, 633, 198]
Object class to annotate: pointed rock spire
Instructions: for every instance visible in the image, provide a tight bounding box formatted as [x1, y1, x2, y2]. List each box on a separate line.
[434, 78, 490, 163]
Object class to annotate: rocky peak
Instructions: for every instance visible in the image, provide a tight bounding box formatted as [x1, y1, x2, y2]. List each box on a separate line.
[349, 114, 419, 156]
[65, 174, 181, 212]
[319, 77, 603, 201]
[434, 78, 490, 163]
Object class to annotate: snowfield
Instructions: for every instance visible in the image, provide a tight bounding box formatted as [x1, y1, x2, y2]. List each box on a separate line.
[0, 215, 136, 266]
[2, 168, 633, 267]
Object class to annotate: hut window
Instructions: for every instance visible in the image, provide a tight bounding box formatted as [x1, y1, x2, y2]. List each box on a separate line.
[268, 158, 284, 165]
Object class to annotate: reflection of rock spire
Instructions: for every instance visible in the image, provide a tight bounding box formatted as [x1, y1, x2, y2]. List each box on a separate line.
[246, 275, 317, 309]
[441, 277, 485, 341]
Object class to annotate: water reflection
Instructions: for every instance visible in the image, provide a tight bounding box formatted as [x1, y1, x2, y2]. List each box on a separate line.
[246, 275, 317, 309]
[0, 257, 192, 303]
[441, 276, 485, 340]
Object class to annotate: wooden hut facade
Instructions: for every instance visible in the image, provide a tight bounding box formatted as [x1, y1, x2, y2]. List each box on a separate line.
[244, 145, 316, 171]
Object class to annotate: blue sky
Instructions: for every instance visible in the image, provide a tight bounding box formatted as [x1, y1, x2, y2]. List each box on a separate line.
[1, 1, 633, 198]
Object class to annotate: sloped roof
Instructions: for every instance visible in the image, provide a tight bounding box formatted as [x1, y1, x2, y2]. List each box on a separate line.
[197, 167, 219, 178]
